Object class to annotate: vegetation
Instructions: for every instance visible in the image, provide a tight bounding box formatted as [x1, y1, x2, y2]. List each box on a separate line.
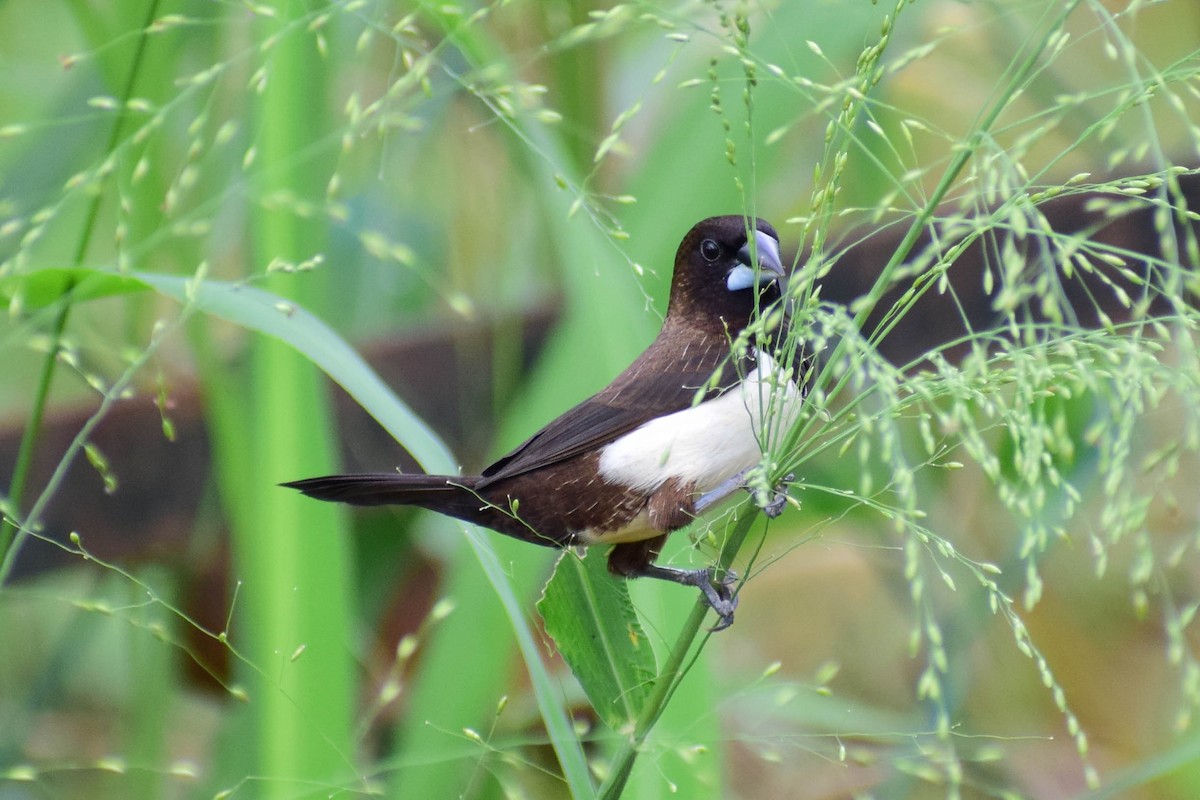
[1, 1, 1199, 798]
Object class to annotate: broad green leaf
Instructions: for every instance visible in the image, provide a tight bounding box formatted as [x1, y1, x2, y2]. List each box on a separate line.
[1, 265, 458, 472]
[132, 269, 592, 795]
[135, 271, 458, 473]
[538, 547, 657, 731]
[0, 267, 149, 311]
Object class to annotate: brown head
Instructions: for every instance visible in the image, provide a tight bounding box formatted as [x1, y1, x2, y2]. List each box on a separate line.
[665, 216, 785, 335]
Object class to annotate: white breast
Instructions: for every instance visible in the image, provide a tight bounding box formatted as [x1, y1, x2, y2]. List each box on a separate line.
[597, 352, 801, 494]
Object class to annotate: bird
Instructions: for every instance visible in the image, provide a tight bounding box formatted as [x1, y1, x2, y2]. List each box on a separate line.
[284, 216, 801, 630]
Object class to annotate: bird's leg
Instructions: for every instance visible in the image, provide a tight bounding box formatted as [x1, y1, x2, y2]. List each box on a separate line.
[694, 468, 793, 518]
[608, 535, 738, 631]
[692, 471, 747, 516]
[632, 563, 739, 632]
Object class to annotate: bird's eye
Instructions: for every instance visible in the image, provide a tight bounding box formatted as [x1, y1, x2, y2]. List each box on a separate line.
[700, 239, 720, 262]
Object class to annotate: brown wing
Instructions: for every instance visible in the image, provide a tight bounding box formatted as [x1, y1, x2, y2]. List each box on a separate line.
[477, 334, 742, 488]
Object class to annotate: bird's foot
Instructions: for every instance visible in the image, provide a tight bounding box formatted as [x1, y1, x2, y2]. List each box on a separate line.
[634, 563, 739, 631]
[700, 569, 739, 632]
[759, 472, 794, 519]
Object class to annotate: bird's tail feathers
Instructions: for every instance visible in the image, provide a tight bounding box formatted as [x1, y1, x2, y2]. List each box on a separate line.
[282, 473, 479, 509]
[284, 472, 565, 548]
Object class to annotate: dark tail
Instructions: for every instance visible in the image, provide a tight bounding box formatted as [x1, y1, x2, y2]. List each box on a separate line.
[283, 472, 560, 548]
[282, 472, 555, 545]
[282, 473, 481, 511]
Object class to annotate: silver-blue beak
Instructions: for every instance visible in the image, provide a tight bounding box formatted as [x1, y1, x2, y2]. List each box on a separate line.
[728, 229, 785, 291]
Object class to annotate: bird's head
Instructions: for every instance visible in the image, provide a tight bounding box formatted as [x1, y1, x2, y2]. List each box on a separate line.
[666, 215, 786, 334]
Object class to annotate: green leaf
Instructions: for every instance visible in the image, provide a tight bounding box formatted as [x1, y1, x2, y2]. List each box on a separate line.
[133, 268, 592, 794]
[538, 547, 657, 731]
[1, 265, 459, 472]
[135, 271, 458, 472]
[0, 267, 150, 311]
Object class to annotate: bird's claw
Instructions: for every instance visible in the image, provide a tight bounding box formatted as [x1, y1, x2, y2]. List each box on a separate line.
[630, 562, 740, 630]
[695, 567, 739, 632]
[759, 472, 794, 519]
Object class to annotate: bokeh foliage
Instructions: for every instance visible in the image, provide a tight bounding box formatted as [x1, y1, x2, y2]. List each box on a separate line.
[2, 1, 1200, 799]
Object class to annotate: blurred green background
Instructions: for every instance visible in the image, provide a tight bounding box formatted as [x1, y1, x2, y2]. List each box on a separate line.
[1, 1, 1199, 798]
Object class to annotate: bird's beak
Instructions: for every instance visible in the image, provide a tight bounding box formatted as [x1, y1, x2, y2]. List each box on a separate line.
[728, 230, 785, 291]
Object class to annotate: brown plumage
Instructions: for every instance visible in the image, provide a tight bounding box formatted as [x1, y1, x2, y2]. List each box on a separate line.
[285, 216, 793, 629]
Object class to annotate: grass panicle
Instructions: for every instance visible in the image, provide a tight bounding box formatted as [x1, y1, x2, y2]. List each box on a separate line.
[2, 1, 1200, 798]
